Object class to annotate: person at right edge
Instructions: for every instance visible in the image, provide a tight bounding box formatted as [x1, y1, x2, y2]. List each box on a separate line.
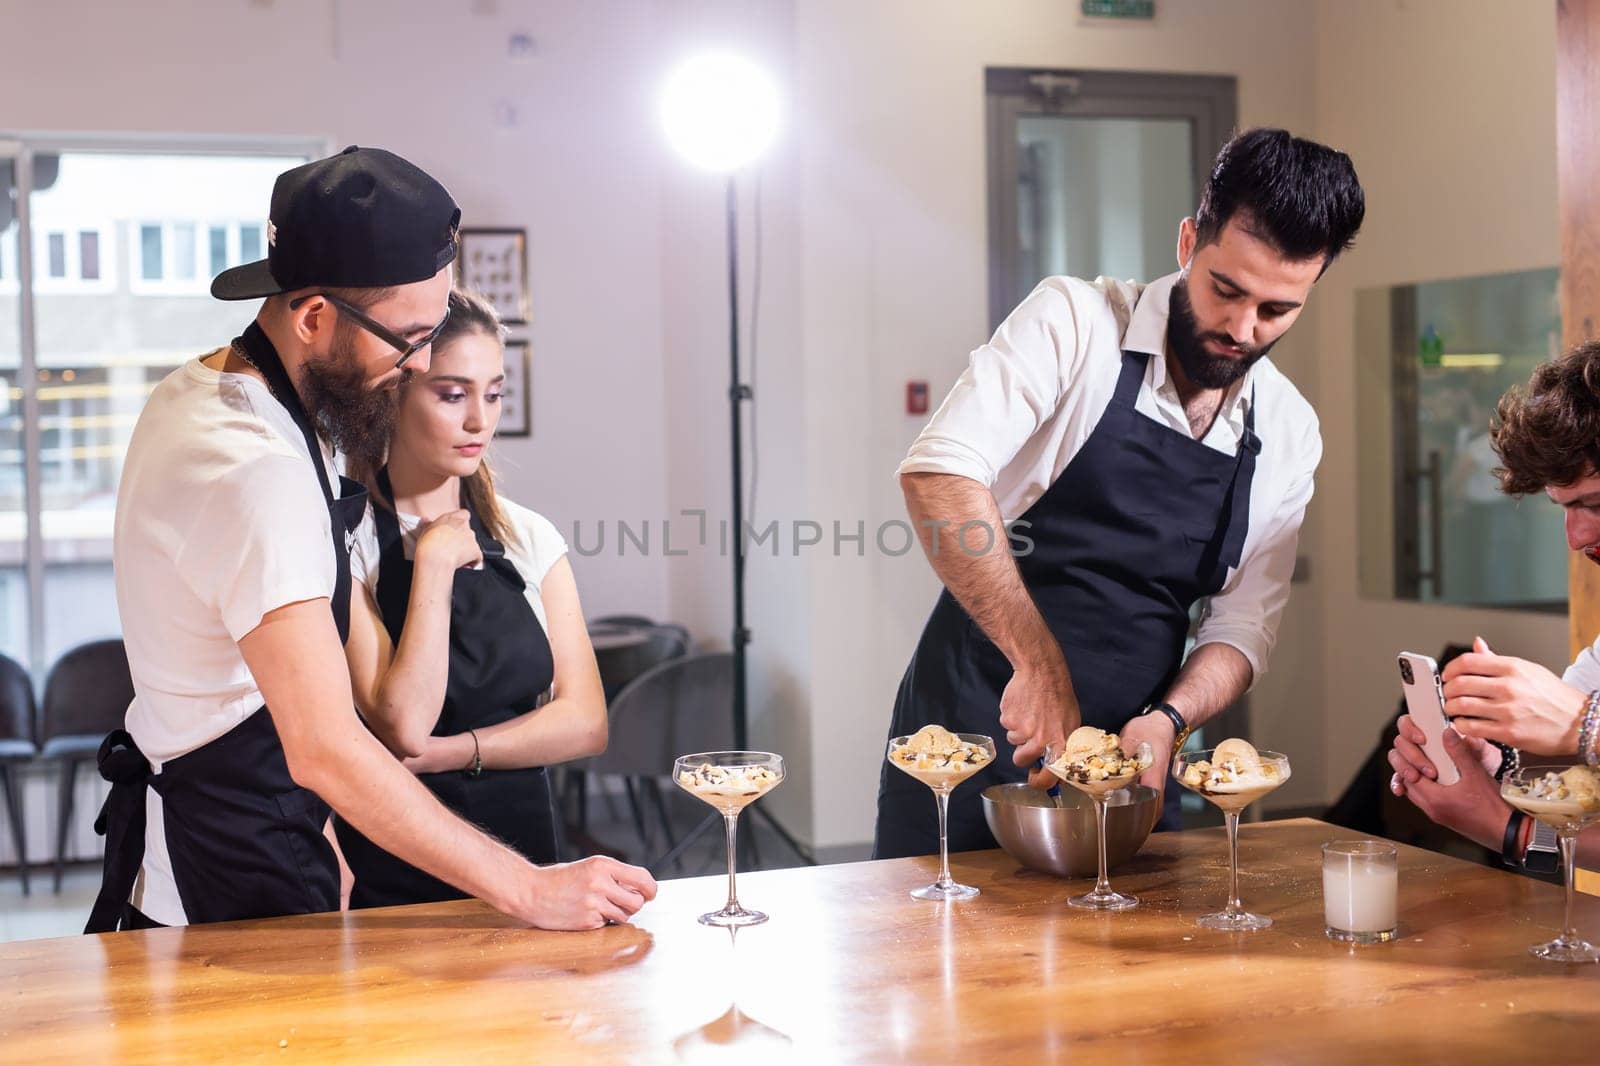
[875, 129, 1366, 857]
[87, 147, 655, 932]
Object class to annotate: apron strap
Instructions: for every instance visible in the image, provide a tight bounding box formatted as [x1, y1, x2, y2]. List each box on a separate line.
[374, 465, 519, 585]
[234, 323, 335, 508]
[84, 729, 153, 934]
[1197, 381, 1262, 590]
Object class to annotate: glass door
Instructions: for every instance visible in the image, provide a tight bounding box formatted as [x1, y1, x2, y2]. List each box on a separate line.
[986, 69, 1236, 327]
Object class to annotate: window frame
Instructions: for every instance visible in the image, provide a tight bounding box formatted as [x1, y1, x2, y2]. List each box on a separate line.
[0, 131, 329, 678]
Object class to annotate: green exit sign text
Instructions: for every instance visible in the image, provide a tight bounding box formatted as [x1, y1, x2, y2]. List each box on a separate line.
[1082, 0, 1155, 18]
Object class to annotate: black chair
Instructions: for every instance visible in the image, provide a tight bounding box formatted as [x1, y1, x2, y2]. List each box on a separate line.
[38, 639, 134, 892]
[0, 652, 37, 895]
[584, 652, 735, 872]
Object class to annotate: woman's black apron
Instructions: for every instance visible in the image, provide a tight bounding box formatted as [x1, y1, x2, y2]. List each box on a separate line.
[86, 323, 368, 931]
[333, 467, 559, 908]
[873, 349, 1259, 859]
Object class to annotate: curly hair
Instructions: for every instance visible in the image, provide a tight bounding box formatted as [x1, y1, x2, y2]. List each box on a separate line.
[1491, 340, 1600, 496]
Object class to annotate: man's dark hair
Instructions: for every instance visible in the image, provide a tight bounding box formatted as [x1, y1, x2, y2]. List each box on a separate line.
[1492, 340, 1600, 496]
[1194, 127, 1365, 265]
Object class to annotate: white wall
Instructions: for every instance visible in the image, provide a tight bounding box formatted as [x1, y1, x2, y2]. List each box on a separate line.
[1309, 0, 1563, 806]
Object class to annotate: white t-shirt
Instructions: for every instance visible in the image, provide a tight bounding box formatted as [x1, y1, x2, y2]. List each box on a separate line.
[349, 494, 569, 631]
[114, 351, 339, 925]
[897, 272, 1323, 683]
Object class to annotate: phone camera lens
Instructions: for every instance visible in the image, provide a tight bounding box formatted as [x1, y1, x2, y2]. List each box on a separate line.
[1399, 659, 1414, 685]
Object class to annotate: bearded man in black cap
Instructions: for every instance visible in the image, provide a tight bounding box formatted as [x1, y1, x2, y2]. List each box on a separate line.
[88, 147, 656, 932]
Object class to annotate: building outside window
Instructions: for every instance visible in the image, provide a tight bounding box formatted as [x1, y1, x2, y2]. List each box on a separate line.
[0, 142, 318, 675]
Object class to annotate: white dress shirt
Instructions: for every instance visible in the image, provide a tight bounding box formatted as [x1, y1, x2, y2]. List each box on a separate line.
[898, 272, 1322, 684]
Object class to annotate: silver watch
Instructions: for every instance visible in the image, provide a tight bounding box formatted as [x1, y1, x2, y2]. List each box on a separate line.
[1524, 820, 1560, 875]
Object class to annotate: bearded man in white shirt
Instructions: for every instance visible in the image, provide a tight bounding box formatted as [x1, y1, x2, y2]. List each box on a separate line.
[877, 128, 1365, 858]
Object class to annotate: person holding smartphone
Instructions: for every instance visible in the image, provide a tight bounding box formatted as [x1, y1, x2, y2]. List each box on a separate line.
[1390, 340, 1600, 873]
[333, 288, 611, 908]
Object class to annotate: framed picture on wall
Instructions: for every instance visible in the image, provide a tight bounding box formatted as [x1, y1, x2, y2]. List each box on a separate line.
[457, 227, 530, 325]
[497, 339, 531, 438]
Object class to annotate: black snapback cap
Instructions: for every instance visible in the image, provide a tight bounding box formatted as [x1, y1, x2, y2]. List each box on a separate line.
[211, 146, 461, 301]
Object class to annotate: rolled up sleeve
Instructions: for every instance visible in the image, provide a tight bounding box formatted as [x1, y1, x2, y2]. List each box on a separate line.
[897, 279, 1084, 487]
[1194, 417, 1322, 687]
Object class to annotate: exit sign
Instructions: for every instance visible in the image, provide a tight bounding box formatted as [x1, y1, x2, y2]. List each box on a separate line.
[1082, 0, 1155, 18]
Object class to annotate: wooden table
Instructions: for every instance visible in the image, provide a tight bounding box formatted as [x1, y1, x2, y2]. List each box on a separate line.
[3, 819, 1597, 1064]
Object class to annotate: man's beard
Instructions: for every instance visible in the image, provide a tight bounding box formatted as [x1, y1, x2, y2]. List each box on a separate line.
[1167, 277, 1276, 390]
[299, 335, 400, 466]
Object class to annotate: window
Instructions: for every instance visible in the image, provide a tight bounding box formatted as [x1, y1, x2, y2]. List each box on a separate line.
[3, 143, 318, 677]
[31, 223, 114, 292]
[238, 222, 262, 263]
[208, 225, 227, 277]
[139, 224, 162, 281]
[78, 231, 100, 280]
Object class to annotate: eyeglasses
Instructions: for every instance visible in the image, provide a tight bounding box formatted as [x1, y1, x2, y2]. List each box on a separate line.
[288, 292, 451, 369]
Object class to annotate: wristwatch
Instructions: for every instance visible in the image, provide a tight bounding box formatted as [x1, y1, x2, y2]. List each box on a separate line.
[1146, 702, 1192, 754]
[1523, 820, 1560, 875]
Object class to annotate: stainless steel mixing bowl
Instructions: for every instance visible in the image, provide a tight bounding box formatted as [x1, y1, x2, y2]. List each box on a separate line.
[981, 781, 1160, 878]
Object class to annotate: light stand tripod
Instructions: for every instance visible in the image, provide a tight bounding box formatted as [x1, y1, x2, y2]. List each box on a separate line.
[652, 176, 815, 874]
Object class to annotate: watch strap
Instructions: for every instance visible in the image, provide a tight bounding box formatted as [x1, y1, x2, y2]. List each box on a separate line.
[1501, 808, 1528, 868]
[1148, 702, 1191, 750]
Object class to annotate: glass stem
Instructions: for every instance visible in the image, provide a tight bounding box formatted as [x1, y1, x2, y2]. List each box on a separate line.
[934, 787, 954, 889]
[1224, 810, 1242, 916]
[1559, 828, 1578, 944]
[722, 811, 740, 913]
[1093, 797, 1112, 895]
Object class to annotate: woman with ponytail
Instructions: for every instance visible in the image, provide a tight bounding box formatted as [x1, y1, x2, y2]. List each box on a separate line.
[334, 287, 610, 907]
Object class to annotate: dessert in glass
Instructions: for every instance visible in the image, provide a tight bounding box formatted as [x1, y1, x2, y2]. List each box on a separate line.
[673, 752, 785, 927]
[1501, 764, 1600, 963]
[1044, 726, 1153, 910]
[1172, 738, 1290, 931]
[887, 725, 997, 901]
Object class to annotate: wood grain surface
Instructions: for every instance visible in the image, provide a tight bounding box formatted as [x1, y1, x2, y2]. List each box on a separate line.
[1560, 0, 1600, 662]
[1, 819, 1595, 1064]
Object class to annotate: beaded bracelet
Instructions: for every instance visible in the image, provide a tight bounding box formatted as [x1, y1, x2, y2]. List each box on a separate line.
[1580, 691, 1600, 768]
[1490, 739, 1520, 782]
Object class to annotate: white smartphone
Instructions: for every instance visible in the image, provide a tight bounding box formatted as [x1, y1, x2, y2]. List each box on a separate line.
[1397, 651, 1461, 786]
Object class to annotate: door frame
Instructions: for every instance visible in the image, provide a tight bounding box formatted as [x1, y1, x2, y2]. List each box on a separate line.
[985, 68, 1237, 330]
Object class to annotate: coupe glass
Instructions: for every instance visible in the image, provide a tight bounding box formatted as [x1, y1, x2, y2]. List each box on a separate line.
[1044, 740, 1152, 911]
[672, 751, 785, 927]
[1501, 764, 1600, 963]
[886, 732, 997, 901]
[1171, 748, 1291, 931]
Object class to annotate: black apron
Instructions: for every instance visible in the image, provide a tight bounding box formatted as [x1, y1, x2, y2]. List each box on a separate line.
[333, 466, 559, 908]
[86, 324, 369, 932]
[873, 348, 1259, 859]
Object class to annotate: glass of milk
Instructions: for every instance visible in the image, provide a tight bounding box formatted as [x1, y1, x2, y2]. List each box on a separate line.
[1322, 840, 1398, 943]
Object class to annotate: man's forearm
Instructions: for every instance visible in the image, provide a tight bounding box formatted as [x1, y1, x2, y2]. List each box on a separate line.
[1162, 642, 1254, 730]
[299, 718, 532, 910]
[900, 472, 1060, 670]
